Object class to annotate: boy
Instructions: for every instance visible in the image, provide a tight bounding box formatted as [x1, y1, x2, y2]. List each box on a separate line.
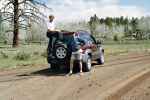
[68, 32, 85, 76]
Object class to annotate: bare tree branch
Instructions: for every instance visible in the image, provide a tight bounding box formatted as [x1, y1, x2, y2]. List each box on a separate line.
[1, 17, 13, 22]
[1, 1, 14, 11]
[0, 0, 52, 47]
[2, 12, 13, 16]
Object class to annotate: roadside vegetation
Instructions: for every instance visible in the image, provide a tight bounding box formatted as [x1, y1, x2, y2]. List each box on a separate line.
[104, 41, 150, 56]
[0, 44, 47, 69]
[1, 1, 150, 70]
[0, 41, 150, 70]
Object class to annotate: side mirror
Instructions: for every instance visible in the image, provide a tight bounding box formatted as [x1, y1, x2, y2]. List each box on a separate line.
[96, 40, 102, 45]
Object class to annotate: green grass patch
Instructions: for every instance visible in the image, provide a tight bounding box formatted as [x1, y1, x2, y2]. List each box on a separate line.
[0, 44, 47, 69]
[104, 43, 150, 56]
[14, 51, 31, 61]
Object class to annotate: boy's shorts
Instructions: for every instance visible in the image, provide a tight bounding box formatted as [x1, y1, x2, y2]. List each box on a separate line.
[71, 49, 82, 60]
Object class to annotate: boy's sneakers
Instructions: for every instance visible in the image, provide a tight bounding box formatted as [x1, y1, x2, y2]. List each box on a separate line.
[79, 72, 84, 76]
[66, 71, 73, 76]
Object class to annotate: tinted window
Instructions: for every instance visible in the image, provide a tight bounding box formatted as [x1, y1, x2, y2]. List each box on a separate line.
[78, 31, 96, 44]
[61, 35, 73, 45]
[78, 31, 91, 42]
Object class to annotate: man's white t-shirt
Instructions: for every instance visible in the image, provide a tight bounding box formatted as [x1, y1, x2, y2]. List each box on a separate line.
[47, 21, 55, 31]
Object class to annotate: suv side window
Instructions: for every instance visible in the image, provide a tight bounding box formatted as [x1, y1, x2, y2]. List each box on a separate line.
[61, 35, 73, 45]
[78, 31, 91, 42]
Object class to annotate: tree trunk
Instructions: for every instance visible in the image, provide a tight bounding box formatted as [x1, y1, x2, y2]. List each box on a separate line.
[12, 0, 19, 47]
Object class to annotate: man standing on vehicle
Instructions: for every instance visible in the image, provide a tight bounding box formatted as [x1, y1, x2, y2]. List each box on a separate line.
[47, 15, 61, 69]
[68, 32, 85, 76]
[47, 15, 59, 52]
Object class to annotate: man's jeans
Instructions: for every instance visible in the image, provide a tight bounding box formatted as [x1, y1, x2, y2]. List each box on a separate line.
[47, 31, 59, 51]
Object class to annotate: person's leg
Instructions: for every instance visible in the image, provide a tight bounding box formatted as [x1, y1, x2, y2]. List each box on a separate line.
[51, 31, 59, 49]
[47, 38, 52, 68]
[48, 37, 52, 49]
[78, 52, 83, 75]
[79, 61, 83, 76]
[51, 37, 56, 49]
[48, 31, 59, 52]
[47, 31, 52, 51]
[79, 60, 83, 75]
[79, 60, 83, 73]
[69, 55, 74, 75]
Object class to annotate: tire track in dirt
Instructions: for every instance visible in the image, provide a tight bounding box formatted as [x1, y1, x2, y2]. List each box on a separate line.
[0, 52, 150, 100]
[50, 55, 150, 100]
[0, 52, 149, 77]
[73, 64, 150, 100]
[0, 53, 149, 83]
[105, 52, 150, 62]
[104, 68, 150, 100]
[120, 77, 150, 100]
[103, 55, 150, 67]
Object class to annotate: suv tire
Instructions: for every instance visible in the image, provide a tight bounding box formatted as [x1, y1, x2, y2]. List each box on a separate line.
[97, 48, 104, 65]
[54, 44, 68, 60]
[84, 56, 92, 72]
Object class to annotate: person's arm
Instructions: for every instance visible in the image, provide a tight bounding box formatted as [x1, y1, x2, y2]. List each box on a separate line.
[47, 29, 59, 33]
[47, 29, 52, 32]
[77, 37, 85, 45]
[62, 32, 75, 35]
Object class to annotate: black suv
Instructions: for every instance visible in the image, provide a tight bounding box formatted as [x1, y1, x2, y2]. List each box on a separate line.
[47, 30, 104, 72]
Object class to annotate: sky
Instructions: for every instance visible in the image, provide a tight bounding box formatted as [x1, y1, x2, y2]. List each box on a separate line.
[1, 0, 150, 22]
[39, 0, 150, 22]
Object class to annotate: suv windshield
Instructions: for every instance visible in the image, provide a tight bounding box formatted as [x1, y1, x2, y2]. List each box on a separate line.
[78, 31, 96, 44]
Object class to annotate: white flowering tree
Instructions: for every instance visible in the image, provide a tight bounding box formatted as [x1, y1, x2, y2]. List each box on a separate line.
[0, 0, 51, 47]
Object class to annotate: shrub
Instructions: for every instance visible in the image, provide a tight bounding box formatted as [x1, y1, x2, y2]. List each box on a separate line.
[0, 51, 9, 59]
[33, 51, 39, 55]
[113, 35, 119, 41]
[41, 50, 47, 58]
[14, 51, 31, 60]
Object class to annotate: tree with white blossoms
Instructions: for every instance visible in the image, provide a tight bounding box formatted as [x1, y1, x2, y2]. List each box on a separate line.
[0, 0, 51, 47]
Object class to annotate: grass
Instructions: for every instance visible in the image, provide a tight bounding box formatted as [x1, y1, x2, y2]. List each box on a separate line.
[104, 43, 150, 56]
[14, 51, 31, 60]
[103, 40, 150, 55]
[0, 41, 150, 70]
[0, 44, 47, 69]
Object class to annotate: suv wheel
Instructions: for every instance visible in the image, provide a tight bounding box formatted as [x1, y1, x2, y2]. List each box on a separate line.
[97, 48, 104, 65]
[54, 45, 67, 60]
[84, 56, 92, 72]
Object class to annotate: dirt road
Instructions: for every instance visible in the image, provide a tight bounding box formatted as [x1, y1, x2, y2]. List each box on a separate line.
[121, 77, 150, 100]
[0, 52, 150, 100]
